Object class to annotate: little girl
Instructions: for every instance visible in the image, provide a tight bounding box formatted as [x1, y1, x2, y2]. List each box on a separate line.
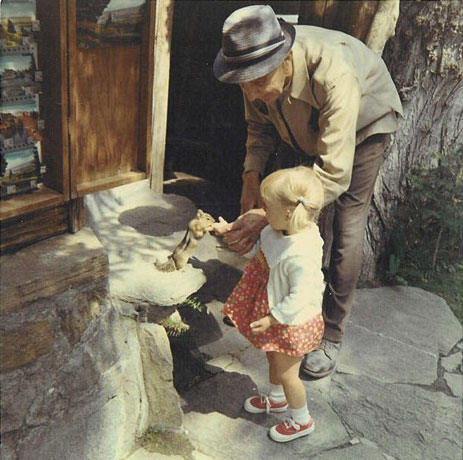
[217, 166, 325, 443]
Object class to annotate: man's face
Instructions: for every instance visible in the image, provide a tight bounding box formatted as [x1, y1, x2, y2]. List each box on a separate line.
[239, 55, 291, 104]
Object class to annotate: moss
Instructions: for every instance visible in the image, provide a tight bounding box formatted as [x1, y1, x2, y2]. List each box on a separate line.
[139, 429, 195, 459]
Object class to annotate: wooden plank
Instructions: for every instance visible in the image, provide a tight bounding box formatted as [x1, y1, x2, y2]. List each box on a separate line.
[149, 0, 175, 192]
[69, 197, 86, 233]
[0, 187, 65, 220]
[1, 228, 108, 314]
[335, 1, 379, 41]
[299, 1, 328, 27]
[68, 0, 144, 195]
[139, 0, 157, 175]
[0, 204, 68, 253]
[76, 171, 146, 196]
[35, 0, 70, 197]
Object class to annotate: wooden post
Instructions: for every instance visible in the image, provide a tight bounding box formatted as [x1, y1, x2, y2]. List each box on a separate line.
[149, 0, 175, 192]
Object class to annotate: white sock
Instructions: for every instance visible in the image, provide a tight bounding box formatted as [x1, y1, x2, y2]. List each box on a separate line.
[290, 406, 310, 425]
[269, 384, 286, 402]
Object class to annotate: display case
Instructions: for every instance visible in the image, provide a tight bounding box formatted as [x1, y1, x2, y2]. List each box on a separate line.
[0, 0, 156, 251]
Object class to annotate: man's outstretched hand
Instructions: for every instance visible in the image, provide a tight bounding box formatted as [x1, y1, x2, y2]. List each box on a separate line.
[209, 209, 267, 255]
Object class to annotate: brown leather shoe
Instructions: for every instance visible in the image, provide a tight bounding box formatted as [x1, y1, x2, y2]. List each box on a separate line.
[301, 339, 341, 378]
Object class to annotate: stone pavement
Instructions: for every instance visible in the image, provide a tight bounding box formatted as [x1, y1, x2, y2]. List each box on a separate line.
[131, 280, 463, 460]
[84, 179, 462, 460]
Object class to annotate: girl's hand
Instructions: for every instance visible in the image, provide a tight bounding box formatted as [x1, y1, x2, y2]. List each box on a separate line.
[208, 216, 231, 235]
[250, 315, 275, 334]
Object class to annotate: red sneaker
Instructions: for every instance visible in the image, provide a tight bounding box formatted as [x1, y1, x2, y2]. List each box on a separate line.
[244, 395, 288, 414]
[269, 417, 315, 442]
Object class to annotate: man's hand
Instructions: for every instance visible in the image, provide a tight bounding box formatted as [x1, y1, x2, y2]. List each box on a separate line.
[241, 170, 265, 214]
[222, 209, 267, 255]
[250, 315, 277, 334]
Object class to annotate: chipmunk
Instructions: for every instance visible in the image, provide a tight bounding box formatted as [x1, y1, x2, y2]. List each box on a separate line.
[155, 209, 215, 272]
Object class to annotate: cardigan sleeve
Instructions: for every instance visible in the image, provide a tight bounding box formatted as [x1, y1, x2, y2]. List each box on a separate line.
[269, 255, 324, 325]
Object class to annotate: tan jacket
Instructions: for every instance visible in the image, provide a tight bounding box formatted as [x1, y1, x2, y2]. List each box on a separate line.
[243, 25, 404, 204]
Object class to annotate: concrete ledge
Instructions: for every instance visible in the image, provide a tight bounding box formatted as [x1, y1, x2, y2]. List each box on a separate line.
[85, 180, 216, 310]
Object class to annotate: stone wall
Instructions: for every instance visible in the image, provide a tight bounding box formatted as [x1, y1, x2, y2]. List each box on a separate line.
[1, 228, 183, 460]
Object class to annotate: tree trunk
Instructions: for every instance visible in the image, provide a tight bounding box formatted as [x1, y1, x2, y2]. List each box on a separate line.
[300, 0, 463, 281]
[363, 0, 463, 280]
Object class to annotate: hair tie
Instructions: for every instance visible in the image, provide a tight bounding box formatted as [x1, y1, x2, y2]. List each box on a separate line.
[297, 196, 308, 206]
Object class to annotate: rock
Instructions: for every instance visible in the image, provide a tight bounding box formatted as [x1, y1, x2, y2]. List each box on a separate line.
[444, 373, 463, 399]
[138, 323, 184, 430]
[312, 443, 388, 460]
[0, 321, 54, 372]
[127, 448, 183, 459]
[85, 180, 211, 308]
[331, 373, 463, 460]
[338, 321, 438, 384]
[441, 351, 462, 373]
[110, 259, 206, 308]
[59, 294, 102, 345]
[350, 287, 463, 356]
[336, 286, 463, 384]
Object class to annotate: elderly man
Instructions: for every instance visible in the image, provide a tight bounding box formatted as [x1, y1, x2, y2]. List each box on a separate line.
[213, 5, 403, 378]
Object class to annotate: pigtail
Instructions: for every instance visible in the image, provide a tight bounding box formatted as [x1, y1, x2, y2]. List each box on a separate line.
[261, 166, 324, 234]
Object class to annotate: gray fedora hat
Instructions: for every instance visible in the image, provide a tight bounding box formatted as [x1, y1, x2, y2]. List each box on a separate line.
[213, 5, 296, 84]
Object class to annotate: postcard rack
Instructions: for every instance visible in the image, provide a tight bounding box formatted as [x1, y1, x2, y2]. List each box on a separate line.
[0, 2, 46, 201]
[0, 0, 156, 252]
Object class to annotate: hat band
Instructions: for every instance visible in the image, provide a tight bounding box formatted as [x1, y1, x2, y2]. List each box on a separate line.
[223, 34, 285, 64]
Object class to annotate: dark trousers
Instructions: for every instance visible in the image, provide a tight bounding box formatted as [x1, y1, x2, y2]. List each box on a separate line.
[265, 134, 388, 342]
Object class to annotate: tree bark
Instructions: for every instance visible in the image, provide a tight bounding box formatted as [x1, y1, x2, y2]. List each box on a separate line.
[363, 0, 463, 280]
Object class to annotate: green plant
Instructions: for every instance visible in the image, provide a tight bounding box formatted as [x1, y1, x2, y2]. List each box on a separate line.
[160, 317, 189, 337]
[387, 148, 463, 322]
[182, 295, 205, 312]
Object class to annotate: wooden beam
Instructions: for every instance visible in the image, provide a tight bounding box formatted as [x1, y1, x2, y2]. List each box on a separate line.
[149, 0, 175, 192]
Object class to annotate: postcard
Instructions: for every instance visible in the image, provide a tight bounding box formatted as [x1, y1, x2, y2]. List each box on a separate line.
[76, 0, 147, 48]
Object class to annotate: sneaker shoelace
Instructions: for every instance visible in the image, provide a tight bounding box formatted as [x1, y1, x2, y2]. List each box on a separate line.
[259, 395, 272, 414]
[283, 417, 300, 431]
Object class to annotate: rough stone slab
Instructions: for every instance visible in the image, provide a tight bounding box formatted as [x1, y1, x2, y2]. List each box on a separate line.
[111, 259, 207, 307]
[195, 300, 253, 358]
[127, 448, 184, 459]
[351, 287, 463, 355]
[85, 180, 216, 307]
[444, 373, 463, 399]
[338, 322, 438, 384]
[331, 373, 463, 460]
[0, 228, 108, 314]
[1, 321, 54, 372]
[181, 368, 349, 458]
[138, 323, 183, 430]
[184, 409, 346, 460]
[127, 447, 214, 460]
[311, 442, 388, 460]
[441, 351, 462, 373]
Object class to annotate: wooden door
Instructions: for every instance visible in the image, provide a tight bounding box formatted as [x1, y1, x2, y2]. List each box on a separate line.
[67, 0, 154, 197]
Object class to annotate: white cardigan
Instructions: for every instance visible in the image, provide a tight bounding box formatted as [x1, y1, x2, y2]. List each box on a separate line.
[257, 225, 325, 325]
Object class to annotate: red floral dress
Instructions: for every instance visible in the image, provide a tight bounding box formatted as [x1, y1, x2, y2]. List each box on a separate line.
[222, 249, 324, 357]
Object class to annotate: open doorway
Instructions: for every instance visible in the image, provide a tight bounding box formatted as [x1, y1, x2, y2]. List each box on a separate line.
[164, 1, 300, 221]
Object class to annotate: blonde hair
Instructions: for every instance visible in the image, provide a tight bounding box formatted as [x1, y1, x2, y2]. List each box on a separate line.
[260, 166, 324, 233]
